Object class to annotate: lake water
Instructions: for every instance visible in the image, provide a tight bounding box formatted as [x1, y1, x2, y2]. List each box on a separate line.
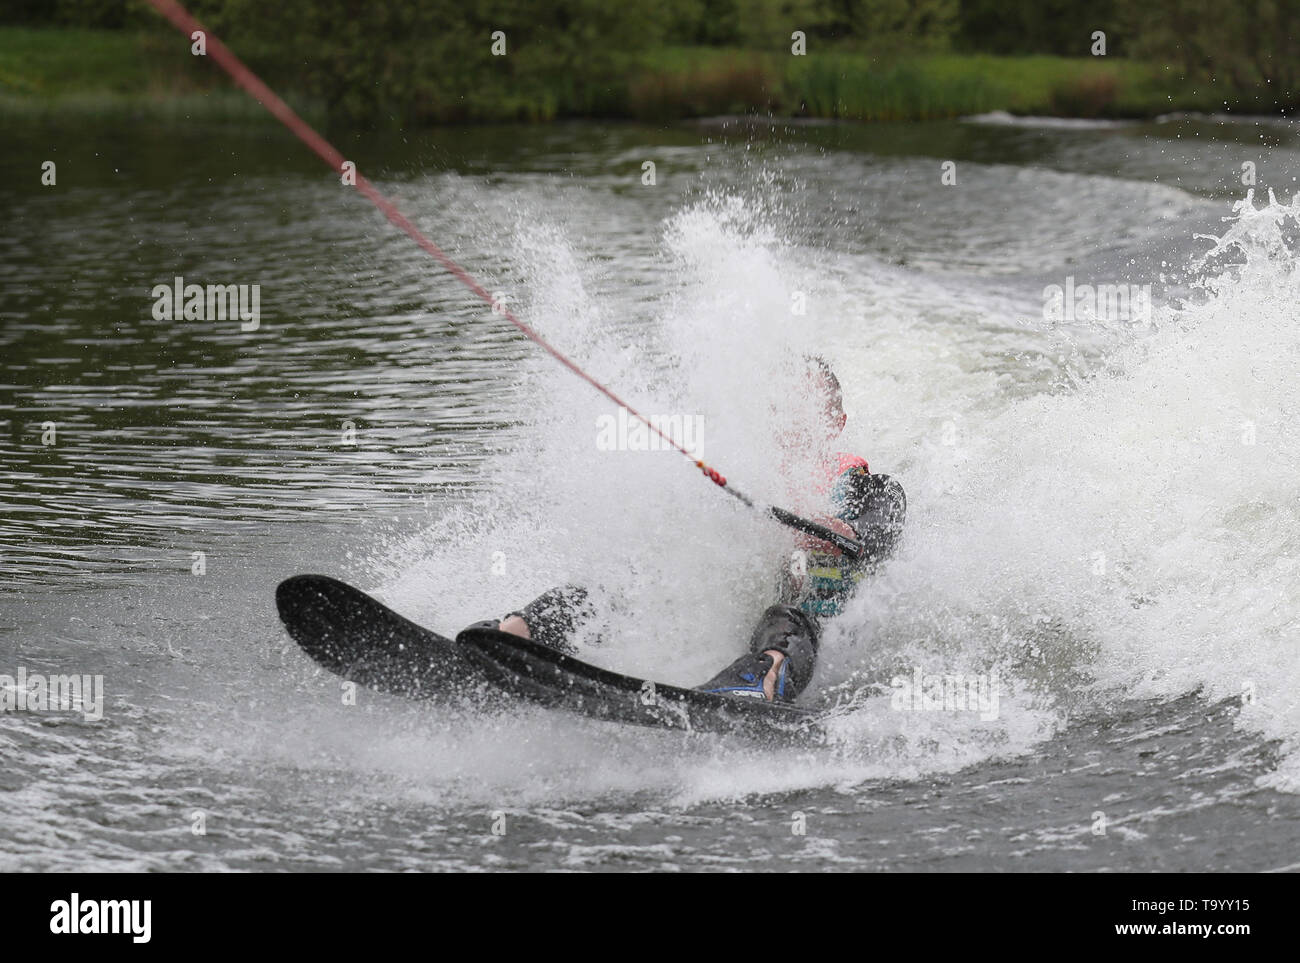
[2, 111, 1299, 870]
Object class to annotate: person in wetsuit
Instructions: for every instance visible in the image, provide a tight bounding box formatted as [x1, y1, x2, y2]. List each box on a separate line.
[477, 357, 906, 703]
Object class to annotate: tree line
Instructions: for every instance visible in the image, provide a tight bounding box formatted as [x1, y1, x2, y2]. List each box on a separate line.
[6, 0, 1296, 122]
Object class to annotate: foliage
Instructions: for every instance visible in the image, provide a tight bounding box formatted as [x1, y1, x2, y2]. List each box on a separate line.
[5, 0, 1299, 122]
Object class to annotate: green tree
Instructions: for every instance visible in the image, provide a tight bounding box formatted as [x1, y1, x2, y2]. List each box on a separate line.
[185, 0, 673, 124]
[1121, 0, 1299, 98]
[821, 0, 958, 51]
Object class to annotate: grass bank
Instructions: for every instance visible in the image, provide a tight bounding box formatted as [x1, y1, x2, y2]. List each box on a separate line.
[634, 48, 1277, 121]
[0, 27, 1278, 127]
[0, 27, 320, 122]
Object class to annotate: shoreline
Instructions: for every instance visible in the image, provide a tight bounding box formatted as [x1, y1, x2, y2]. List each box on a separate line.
[1, 27, 1293, 128]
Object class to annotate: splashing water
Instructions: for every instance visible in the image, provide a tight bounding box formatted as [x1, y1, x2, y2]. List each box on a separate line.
[358, 181, 1294, 800]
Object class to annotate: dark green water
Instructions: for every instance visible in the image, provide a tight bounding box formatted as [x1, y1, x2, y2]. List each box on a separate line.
[2, 112, 1299, 871]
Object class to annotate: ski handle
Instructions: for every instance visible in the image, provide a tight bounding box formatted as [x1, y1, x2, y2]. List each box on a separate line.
[699, 463, 866, 560]
[768, 506, 866, 560]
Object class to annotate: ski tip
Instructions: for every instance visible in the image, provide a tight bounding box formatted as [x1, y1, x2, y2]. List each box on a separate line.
[274, 573, 352, 622]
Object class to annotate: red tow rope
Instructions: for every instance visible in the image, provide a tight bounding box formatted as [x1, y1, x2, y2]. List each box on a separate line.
[141, 0, 866, 557]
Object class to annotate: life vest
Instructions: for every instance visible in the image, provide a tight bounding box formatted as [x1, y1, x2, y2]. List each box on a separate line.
[791, 452, 872, 619]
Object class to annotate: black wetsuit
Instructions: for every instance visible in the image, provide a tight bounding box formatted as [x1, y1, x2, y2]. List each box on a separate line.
[696, 469, 906, 701]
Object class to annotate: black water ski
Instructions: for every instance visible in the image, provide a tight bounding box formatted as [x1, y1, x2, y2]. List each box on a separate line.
[458, 626, 824, 740]
[276, 574, 481, 699]
[277, 575, 824, 738]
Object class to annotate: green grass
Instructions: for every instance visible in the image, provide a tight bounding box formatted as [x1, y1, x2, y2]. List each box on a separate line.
[635, 48, 1257, 122]
[0, 88, 290, 122]
[0, 26, 324, 123]
[0, 26, 1278, 127]
[788, 54, 1007, 120]
[0, 27, 183, 96]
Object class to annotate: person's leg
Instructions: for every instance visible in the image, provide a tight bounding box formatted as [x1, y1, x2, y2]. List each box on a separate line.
[696, 604, 819, 703]
[498, 614, 530, 637]
[488, 584, 592, 654]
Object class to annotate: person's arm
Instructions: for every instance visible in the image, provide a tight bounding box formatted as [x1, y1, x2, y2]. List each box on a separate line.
[834, 469, 907, 564]
[776, 469, 906, 607]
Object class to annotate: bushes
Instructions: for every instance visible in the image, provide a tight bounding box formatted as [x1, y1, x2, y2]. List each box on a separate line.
[0, 0, 154, 29]
[1048, 72, 1119, 117]
[629, 52, 777, 119]
[2, 2, 1293, 127]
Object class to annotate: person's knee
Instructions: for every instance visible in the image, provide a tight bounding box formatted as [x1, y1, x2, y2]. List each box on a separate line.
[748, 604, 819, 697]
[749, 604, 819, 655]
[514, 584, 592, 653]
